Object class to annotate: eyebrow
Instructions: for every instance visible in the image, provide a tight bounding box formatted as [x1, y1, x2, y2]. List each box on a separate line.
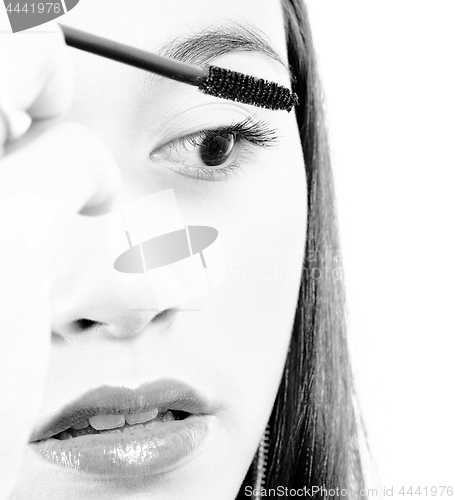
[140, 24, 288, 89]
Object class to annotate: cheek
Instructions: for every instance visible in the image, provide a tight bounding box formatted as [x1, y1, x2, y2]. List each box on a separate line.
[177, 119, 306, 439]
[230, 137, 305, 373]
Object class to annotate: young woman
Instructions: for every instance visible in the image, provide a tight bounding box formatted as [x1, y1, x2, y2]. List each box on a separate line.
[0, 0, 365, 498]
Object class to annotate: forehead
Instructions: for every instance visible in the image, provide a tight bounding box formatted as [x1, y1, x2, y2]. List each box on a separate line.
[63, 0, 288, 68]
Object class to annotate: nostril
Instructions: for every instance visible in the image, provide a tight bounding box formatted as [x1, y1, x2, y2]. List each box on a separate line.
[67, 310, 178, 339]
[74, 318, 99, 331]
[152, 308, 179, 324]
[152, 309, 170, 322]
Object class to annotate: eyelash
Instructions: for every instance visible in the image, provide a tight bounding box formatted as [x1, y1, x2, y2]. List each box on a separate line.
[157, 116, 279, 182]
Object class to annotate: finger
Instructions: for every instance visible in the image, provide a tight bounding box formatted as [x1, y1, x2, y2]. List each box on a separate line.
[0, 22, 73, 148]
[0, 22, 73, 118]
[0, 121, 121, 224]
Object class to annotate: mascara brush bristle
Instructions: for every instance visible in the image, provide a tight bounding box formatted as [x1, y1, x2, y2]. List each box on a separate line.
[199, 66, 298, 112]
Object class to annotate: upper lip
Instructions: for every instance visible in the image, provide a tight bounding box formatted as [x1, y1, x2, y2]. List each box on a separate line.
[29, 378, 211, 443]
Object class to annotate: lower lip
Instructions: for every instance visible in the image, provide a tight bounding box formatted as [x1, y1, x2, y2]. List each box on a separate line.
[29, 416, 209, 477]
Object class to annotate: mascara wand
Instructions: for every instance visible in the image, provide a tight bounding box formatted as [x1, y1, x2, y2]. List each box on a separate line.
[59, 24, 298, 112]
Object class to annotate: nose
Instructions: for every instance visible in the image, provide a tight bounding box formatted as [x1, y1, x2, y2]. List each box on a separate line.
[50, 214, 182, 342]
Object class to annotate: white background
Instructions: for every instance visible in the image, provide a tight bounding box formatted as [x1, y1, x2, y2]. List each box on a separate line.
[307, 2, 455, 497]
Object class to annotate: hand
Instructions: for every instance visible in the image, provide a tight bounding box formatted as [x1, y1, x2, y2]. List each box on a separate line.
[0, 22, 120, 499]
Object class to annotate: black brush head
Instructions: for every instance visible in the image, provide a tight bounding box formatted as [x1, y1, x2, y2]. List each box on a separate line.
[199, 66, 298, 112]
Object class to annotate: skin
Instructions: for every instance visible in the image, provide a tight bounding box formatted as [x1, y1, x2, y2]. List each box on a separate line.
[5, 0, 307, 498]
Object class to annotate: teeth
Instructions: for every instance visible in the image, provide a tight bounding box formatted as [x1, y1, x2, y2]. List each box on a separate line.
[89, 414, 125, 430]
[68, 408, 175, 435]
[71, 420, 89, 430]
[125, 408, 159, 425]
[57, 410, 180, 440]
[162, 411, 175, 423]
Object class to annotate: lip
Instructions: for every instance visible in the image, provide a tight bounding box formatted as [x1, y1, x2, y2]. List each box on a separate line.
[28, 379, 213, 477]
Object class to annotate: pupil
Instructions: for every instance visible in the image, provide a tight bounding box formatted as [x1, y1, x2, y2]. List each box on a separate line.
[199, 133, 235, 167]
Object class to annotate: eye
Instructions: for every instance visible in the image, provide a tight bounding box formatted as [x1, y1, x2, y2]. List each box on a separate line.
[150, 117, 279, 182]
[198, 131, 237, 167]
[152, 129, 242, 178]
[163, 129, 241, 170]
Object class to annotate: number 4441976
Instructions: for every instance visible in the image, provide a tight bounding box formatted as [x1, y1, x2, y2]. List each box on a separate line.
[399, 486, 453, 496]
[5, 3, 62, 14]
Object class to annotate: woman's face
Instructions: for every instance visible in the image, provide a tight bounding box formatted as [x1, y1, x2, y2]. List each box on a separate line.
[12, 1, 306, 499]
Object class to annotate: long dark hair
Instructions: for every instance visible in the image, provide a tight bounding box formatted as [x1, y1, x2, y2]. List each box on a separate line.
[237, 1, 365, 497]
